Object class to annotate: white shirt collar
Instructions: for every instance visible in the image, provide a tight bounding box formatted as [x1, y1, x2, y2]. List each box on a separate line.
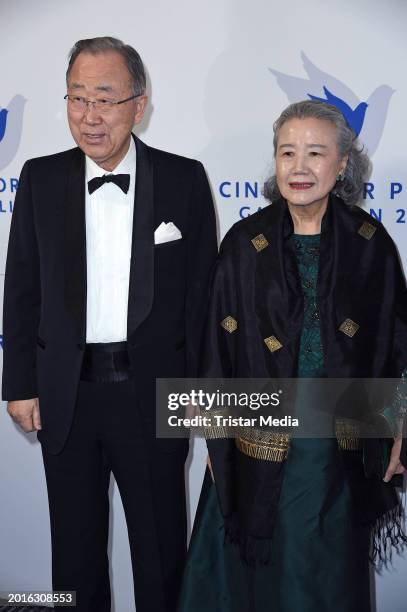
[85, 135, 137, 180]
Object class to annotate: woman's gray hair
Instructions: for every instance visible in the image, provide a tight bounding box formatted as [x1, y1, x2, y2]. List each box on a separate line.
[263, 100, 371, 206]
[66, 36, 146, 96]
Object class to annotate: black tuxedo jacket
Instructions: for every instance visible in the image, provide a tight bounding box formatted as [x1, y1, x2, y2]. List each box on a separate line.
[2, 135, 217, 454]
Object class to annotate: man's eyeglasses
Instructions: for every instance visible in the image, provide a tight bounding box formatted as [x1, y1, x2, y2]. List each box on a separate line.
[64, 94, 141, 113]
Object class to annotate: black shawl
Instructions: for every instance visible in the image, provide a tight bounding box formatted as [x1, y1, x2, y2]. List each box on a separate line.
[203, 195, 407, 565]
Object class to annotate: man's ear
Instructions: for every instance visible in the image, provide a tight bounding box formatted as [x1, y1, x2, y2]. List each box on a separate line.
[134, 95, 148, 125]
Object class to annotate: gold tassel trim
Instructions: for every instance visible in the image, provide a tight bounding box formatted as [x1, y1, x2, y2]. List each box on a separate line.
[335, 419, 361, 451]
[203, 425, 229, 439]
[337, 437, 361, 451]
[204, 418, 362, 453]
[202, 408, 229, 439]
[236, 429, 290, 462]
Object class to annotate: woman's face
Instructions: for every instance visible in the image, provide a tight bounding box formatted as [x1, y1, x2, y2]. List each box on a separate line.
[275, 117, 347, 209]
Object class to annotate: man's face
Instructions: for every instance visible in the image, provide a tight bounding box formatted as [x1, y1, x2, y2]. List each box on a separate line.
[66, 50, 147, 171]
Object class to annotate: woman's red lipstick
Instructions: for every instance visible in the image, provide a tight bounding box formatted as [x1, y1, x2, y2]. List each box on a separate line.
[289, 182, 314, 190]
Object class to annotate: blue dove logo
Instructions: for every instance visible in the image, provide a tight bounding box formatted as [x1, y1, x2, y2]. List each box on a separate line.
[0, 95, 27, 170]
[0, 108, 8, 141]
[308, 86, 367, 136]
[269, 52, 394, 156]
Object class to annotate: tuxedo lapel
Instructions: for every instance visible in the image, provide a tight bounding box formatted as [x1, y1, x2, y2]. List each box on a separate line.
[64, 147, 86, 339]
[127, 135, 154, 339]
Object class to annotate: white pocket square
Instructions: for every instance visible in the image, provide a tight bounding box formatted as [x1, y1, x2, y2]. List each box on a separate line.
[154, 221, 182, 245]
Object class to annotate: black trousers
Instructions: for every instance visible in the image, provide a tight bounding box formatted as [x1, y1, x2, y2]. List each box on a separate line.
[41, 378, 188, 612]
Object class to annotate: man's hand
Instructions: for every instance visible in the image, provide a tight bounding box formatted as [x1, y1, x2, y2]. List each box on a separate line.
[383, 436, 406, 482]
[7, 398, 41, 432]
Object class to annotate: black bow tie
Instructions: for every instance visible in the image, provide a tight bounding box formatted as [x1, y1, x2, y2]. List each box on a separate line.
[87, 173, 130, 195]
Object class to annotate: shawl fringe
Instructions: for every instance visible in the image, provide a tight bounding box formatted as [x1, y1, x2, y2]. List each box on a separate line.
[370, 494, 407, 566]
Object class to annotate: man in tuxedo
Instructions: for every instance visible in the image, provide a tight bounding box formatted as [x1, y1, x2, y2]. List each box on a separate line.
[2, 36, 217, 612]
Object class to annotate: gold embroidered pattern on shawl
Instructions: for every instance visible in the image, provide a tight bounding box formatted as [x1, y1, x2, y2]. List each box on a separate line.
[339, 318, 359, 337]
[220, 316, 238, 333]
[358, 221, 377, 240]
[335, 419, 361, 450]
[236, 428, 290, 462]
[210, 416, 363, 459]
[202, 409, 229, 439]
[251, 234, 269, 252]
[264, 335, 283, 352]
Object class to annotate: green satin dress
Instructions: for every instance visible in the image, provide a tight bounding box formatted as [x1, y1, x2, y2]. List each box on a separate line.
[178, 234, 371, 612]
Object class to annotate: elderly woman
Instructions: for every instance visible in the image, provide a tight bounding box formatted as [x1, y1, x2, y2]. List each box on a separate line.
[178, 100, 407, 612]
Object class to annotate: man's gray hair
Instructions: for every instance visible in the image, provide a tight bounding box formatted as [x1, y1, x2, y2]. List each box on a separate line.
[66, 36, 146, 96]
[263, 100, 371, 206]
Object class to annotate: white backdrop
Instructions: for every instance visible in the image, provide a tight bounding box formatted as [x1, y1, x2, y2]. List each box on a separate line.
[1, 0, 406, 610]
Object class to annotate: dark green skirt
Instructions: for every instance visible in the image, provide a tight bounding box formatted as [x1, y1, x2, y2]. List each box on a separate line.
[178, 441, 371, 612]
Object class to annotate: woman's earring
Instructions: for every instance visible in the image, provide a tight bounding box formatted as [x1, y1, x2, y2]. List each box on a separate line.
[337, 172, 344, 182]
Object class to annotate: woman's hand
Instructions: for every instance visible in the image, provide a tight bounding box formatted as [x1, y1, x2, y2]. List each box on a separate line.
[383, 436, 406, 482]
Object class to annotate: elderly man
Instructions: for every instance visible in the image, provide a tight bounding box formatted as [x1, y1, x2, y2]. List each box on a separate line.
[2, 37, 217, 612]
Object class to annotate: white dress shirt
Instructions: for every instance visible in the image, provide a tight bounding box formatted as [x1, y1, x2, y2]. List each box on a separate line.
[85, 138, 136, 343]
